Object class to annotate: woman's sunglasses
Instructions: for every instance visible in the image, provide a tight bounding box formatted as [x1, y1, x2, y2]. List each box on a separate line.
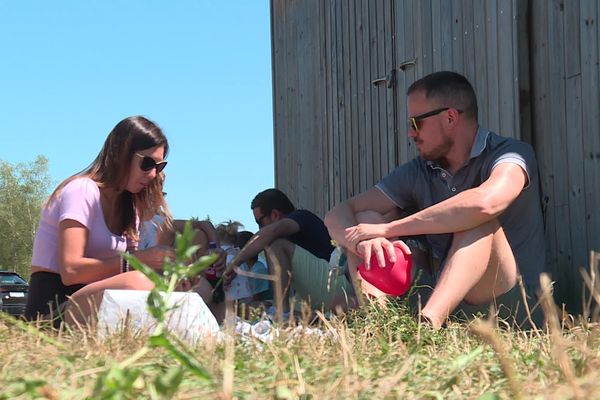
[408, 107, 463, 131]
[135, 153, 168, 173]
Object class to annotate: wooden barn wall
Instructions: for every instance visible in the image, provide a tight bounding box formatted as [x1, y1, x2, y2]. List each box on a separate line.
[271, 0, 521, 215]
[271, 0, 600, 311]
[271, 0, 328, 216]
[530, 0, 600, 311]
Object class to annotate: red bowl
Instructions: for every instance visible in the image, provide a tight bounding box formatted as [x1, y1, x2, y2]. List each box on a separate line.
[358, 243, 412, 296]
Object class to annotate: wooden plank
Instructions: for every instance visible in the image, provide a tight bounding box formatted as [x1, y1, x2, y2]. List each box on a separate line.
[497, 0, 517, 138]
[385, 0, 396, 173]
[336, 0, 348, 202]
[548, 0, 574, 305]
[451, 0, 464, 73]
[370, 0, 382, 182]
[564, 0, 588, 271]
[349, 0, 360, 196]
[431, 0, 443, 71]
[530, 0, 559, 290]
[580, 0, 600, 253]
[309, 1, 326, 216]
[510, 0, 521, 139]
[473, 0, 488, 125]
[485, 0, 500, 132]
[331, 1, 345, 206]
[516, 0, 533, 144]
[343, 0, 355, 198]
[401, 0, 419, 163]
[270, 0, 284, 189]
[339, 0, 350, 200]
[361, 0, 375, 189]
[324, 0, 334, 211]
[376, 0, 388, 178]
[418, 0, 434, 76]
[394, 0, 409, 165]
[439, 0, 454, 71]
[286, 1, 301, 203]
[461, 0, 476, 86]
[354, 0, 368, 193]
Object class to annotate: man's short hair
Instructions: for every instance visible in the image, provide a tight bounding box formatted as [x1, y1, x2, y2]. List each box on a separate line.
[251, 188, 296, 216]
[407, 71, 478, 121]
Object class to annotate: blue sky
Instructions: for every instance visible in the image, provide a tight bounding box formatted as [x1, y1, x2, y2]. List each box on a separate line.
[0, 1, 274, 231]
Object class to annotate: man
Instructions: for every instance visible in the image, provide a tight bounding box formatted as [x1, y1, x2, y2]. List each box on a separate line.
[325, 71, 546, 328]
[224, 188, 354, 315]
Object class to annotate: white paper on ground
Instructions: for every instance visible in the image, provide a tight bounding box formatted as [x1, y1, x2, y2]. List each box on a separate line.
[97, 289, 219, 344]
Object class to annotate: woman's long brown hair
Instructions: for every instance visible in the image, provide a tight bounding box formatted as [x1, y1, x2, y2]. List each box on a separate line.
[47, 116, 172, 240]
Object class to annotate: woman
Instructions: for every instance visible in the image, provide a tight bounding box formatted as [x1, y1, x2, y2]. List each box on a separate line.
[25, 116, 175, 327]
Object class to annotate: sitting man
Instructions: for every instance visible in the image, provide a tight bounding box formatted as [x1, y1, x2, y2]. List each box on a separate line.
[223, 188, 355, 316]
[325, 71, 546, 329]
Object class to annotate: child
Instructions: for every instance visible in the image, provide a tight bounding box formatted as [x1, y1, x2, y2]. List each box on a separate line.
[236, 231, 272, 302]
[216, 221, 253, 302]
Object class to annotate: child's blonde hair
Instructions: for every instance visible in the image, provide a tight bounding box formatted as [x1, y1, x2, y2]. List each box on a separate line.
[216, 220, 244, 246]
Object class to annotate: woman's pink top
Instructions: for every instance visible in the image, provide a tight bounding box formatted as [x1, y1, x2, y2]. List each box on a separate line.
[31, 177, 128, 273]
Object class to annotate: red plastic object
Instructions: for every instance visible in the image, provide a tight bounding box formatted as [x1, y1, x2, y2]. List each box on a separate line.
[358, 243, 413, 296]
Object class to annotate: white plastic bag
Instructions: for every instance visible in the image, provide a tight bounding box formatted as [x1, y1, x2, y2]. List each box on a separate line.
[97, 289, 219, 344]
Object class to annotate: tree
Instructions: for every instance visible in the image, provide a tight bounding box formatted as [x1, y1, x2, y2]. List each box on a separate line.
[0, 156, 52, 278]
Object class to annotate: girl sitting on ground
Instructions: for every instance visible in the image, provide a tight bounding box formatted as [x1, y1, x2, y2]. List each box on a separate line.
[25, 116, 175, 327]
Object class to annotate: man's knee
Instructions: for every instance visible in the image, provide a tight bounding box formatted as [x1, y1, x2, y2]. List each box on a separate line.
[452, 218, 501, 245]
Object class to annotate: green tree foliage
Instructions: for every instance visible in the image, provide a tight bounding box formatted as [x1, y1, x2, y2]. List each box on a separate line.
[0, 156, 52, 278]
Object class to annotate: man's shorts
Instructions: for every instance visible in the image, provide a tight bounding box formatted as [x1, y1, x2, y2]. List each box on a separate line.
[290, 245, 354, 311]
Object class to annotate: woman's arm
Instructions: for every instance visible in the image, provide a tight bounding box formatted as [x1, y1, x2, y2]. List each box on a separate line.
[59, 219, 173, 286]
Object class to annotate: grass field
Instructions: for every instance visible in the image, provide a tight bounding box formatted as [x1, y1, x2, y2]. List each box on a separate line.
[1, 291, 600, 400]
[3, 241, 598, 399]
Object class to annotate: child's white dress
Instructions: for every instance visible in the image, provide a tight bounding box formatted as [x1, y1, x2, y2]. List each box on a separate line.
[223, 245, 253, 301]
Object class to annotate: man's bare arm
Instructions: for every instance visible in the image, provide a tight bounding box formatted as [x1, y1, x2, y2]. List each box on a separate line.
[324, 187, 397, 250]
[345, 163, 527, 245]
[230, 218, 301, 268]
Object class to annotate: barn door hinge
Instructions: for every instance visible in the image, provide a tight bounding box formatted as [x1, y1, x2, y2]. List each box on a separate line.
[372, 68, 396, 88]
[371, 58, 417, 88]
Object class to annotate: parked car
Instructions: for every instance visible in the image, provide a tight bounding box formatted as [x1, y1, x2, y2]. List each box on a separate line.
[0, 271, 29, 317]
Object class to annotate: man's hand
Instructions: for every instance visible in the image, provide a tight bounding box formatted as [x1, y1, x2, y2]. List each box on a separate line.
[211, 248, 227, 273]
[355, 238, 411, 270]
[222, 264, 237, 287]
[344, 223, 389, 248]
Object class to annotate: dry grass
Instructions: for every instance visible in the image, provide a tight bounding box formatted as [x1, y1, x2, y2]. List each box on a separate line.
[2, 252, 600, 399]
[2, 304, 600, 399]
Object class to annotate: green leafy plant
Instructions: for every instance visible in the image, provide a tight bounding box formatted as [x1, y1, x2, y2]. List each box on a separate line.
[93, 221, 218, 399]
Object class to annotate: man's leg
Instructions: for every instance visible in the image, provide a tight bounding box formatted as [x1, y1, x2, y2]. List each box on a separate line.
[421, 218, 518, 328]
[263, 238, 295, 314]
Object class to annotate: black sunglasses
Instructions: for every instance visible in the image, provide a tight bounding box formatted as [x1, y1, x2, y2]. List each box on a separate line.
[408, 107, 463, 131]
[135, 153, 168, 173]
[255, 214, 268, 227]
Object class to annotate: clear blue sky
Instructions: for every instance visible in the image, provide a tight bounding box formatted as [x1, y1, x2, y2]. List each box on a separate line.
[0, 1, 274, 232]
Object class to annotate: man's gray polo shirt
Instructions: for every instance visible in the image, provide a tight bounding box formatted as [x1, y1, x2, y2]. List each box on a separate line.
[376, 127, 546, 288]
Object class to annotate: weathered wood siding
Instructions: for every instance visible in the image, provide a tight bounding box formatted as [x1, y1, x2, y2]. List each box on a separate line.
[271, 0, 600, 310]
[272, 0, 521, 213]
[530, 0, 600, 310]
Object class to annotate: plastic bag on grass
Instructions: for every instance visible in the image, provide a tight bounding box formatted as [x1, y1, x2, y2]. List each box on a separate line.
[97, 289, 219, 344]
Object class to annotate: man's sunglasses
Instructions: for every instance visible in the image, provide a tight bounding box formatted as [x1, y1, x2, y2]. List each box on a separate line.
[135, 153, 168, 173]
[255, 214, 268, 227]
[408, 107, 463, 131]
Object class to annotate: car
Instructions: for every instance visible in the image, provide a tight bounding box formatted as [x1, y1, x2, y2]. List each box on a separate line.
[0, 271, 29, 317]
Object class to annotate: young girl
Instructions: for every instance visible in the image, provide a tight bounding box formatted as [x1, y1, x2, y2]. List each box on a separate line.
[25, 116, 175, 327]
[216, 221, 253, 302]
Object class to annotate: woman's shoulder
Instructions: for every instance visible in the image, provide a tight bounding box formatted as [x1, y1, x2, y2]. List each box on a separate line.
[58, 176, 101, 206]
[62, 176, 99, 194]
